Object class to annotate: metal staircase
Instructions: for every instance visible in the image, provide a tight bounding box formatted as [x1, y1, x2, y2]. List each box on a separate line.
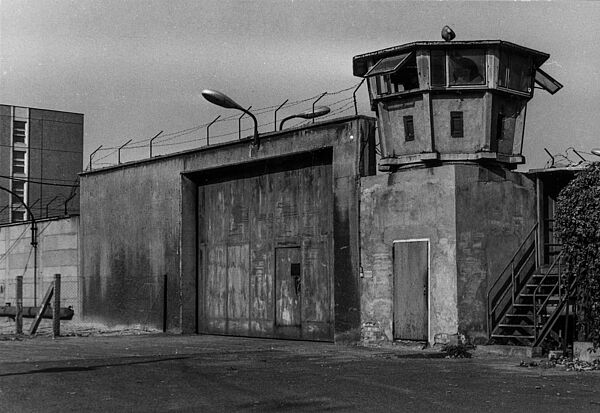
[487, 223, 575, 348]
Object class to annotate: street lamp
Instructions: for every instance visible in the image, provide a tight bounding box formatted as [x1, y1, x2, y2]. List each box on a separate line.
[201, 89, 259, 147]
[279, 106, 331, 130]
[591, 148, 600, 157]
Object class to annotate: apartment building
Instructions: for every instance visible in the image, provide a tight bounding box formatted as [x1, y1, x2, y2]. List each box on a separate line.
[0, 105, 83, 223]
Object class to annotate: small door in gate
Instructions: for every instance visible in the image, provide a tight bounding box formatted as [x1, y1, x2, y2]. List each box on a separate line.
[275, 247, 302, 338]
[393, 240, 429, 341]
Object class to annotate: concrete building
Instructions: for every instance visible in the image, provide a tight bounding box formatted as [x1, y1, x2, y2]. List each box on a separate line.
[77, 34, 568, 349]
[353, 38, 563, 346]
[79, 117, 376, 338]
[0, 105, 83, 223]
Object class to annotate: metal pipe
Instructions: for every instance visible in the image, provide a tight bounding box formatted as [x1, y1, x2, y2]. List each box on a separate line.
[163, 273, 167, 333]
[274, 99, 289, 131]
[544, 148, 554, 167]
[118, 139, 133, 164]
[353, 79, 365, 116]
[312, 92, 327, 123]
[571, 148, 586, 164]
[89, 145, 103, 171]
[45, 196, 59, 218]
[206, 115, 221, 146]
[53, 274, 61, 338]
[238, 106, 252, 140]
[64, 189, 78, 216]
[16, 276, 22, 334]
[149, 131, 164, 158]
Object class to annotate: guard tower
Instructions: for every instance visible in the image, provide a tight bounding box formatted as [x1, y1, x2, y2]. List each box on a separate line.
[353, 33, 562, 170]
[356, 30, 564, 347]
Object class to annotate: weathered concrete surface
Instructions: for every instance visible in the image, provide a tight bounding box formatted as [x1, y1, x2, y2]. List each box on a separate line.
[360, 165, 458, 345]
[455, 165, 536, 343]
[80, 116, 375, 337]
[360, 163, 536, 345]
[0, 217, 80, 317]
[0, 335, 599, 413]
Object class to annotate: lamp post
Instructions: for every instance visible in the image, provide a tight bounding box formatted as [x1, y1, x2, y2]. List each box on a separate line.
[279, 106, 331, 130]
[201, 90, 259, 147]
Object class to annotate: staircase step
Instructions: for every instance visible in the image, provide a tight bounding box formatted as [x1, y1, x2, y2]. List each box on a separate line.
[491, 334, 534, 339]
[497, 324, 534, 329]
[532, 273, 559, 278]
[525, 284, 558, 288]
[505, 313, 534, 318]
[519, 294, 559, 299]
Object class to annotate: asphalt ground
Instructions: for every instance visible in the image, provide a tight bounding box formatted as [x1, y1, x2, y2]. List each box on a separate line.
[0, 333, 599, 412]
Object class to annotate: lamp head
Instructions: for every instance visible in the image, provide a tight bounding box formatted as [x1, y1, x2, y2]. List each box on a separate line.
[201, 89, 244, 111]
[592, 148, 600, 157]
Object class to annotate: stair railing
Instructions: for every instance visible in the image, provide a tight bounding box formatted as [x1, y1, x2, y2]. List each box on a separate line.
[533, 250, 572, 347]
[487, 223, 538, 338]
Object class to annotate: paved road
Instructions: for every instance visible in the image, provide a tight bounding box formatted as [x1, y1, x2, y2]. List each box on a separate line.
[0, 334, 599, 412]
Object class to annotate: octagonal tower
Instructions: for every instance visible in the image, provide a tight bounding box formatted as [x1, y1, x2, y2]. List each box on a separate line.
[353, 38, 562, 170]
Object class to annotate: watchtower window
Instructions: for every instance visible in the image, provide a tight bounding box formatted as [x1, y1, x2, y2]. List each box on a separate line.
[403, 116, 415, 141]
[498, 51, 533, 93]
[430, 50, 446, 87]
[496, 113, 505, 141]
[448, 49, 485, 86]
[450, 112, 464, 138]
[366, 52, 419, 97]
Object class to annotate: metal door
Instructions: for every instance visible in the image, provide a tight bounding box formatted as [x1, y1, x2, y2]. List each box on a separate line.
[393, 240, 429, 341]
[275, 247, 302, 338]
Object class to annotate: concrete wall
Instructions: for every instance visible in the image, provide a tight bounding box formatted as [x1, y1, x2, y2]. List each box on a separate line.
[359, 163, 537, 345]
[454, 165, 536, 343]
[80, 116, 375, 335]
[0, 216, 80, 317]
[360, 166, 458, 345]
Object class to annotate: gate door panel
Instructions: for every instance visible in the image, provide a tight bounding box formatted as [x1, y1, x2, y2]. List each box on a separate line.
[197, 152, 333, 341]
[393, 240, 429, 341]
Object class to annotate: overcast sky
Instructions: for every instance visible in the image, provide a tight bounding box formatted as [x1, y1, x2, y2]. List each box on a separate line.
[0, 0, 599, 169]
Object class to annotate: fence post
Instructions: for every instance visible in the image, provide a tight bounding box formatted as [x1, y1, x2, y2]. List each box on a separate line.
[16, 276, 23, 335]
[53, 274, 61, 338]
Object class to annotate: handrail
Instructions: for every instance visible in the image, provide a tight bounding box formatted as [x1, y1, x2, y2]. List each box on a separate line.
[533, 250, 564, 343]
[487, 223, 538, 336]
[533, 274, 576, 348]
[487, 223, 538, 303]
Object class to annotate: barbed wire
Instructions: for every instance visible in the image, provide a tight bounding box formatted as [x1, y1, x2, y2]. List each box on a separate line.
[88, 81, 366, 169]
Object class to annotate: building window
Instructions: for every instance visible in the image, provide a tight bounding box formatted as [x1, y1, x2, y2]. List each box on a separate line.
[12, 180, 25, 204]
[448, 49, 485, 86]
[13, 121, 26, 144]
[13, 150, 26, 174]
[403, 116, 415, 141]
[11, 210, 25, 222]
[450, 112, 464, 138]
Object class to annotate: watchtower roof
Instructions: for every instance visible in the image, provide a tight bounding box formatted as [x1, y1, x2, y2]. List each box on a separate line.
[353, 40, 550, 77]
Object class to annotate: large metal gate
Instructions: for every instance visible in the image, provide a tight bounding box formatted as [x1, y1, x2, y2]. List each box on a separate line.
[197, 152, 333, 340]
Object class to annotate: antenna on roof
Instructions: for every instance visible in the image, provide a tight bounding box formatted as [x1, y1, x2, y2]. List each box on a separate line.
[441, 26, 456, 42]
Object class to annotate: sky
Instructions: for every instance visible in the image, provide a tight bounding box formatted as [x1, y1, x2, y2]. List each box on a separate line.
[0, 0, 599, 170]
